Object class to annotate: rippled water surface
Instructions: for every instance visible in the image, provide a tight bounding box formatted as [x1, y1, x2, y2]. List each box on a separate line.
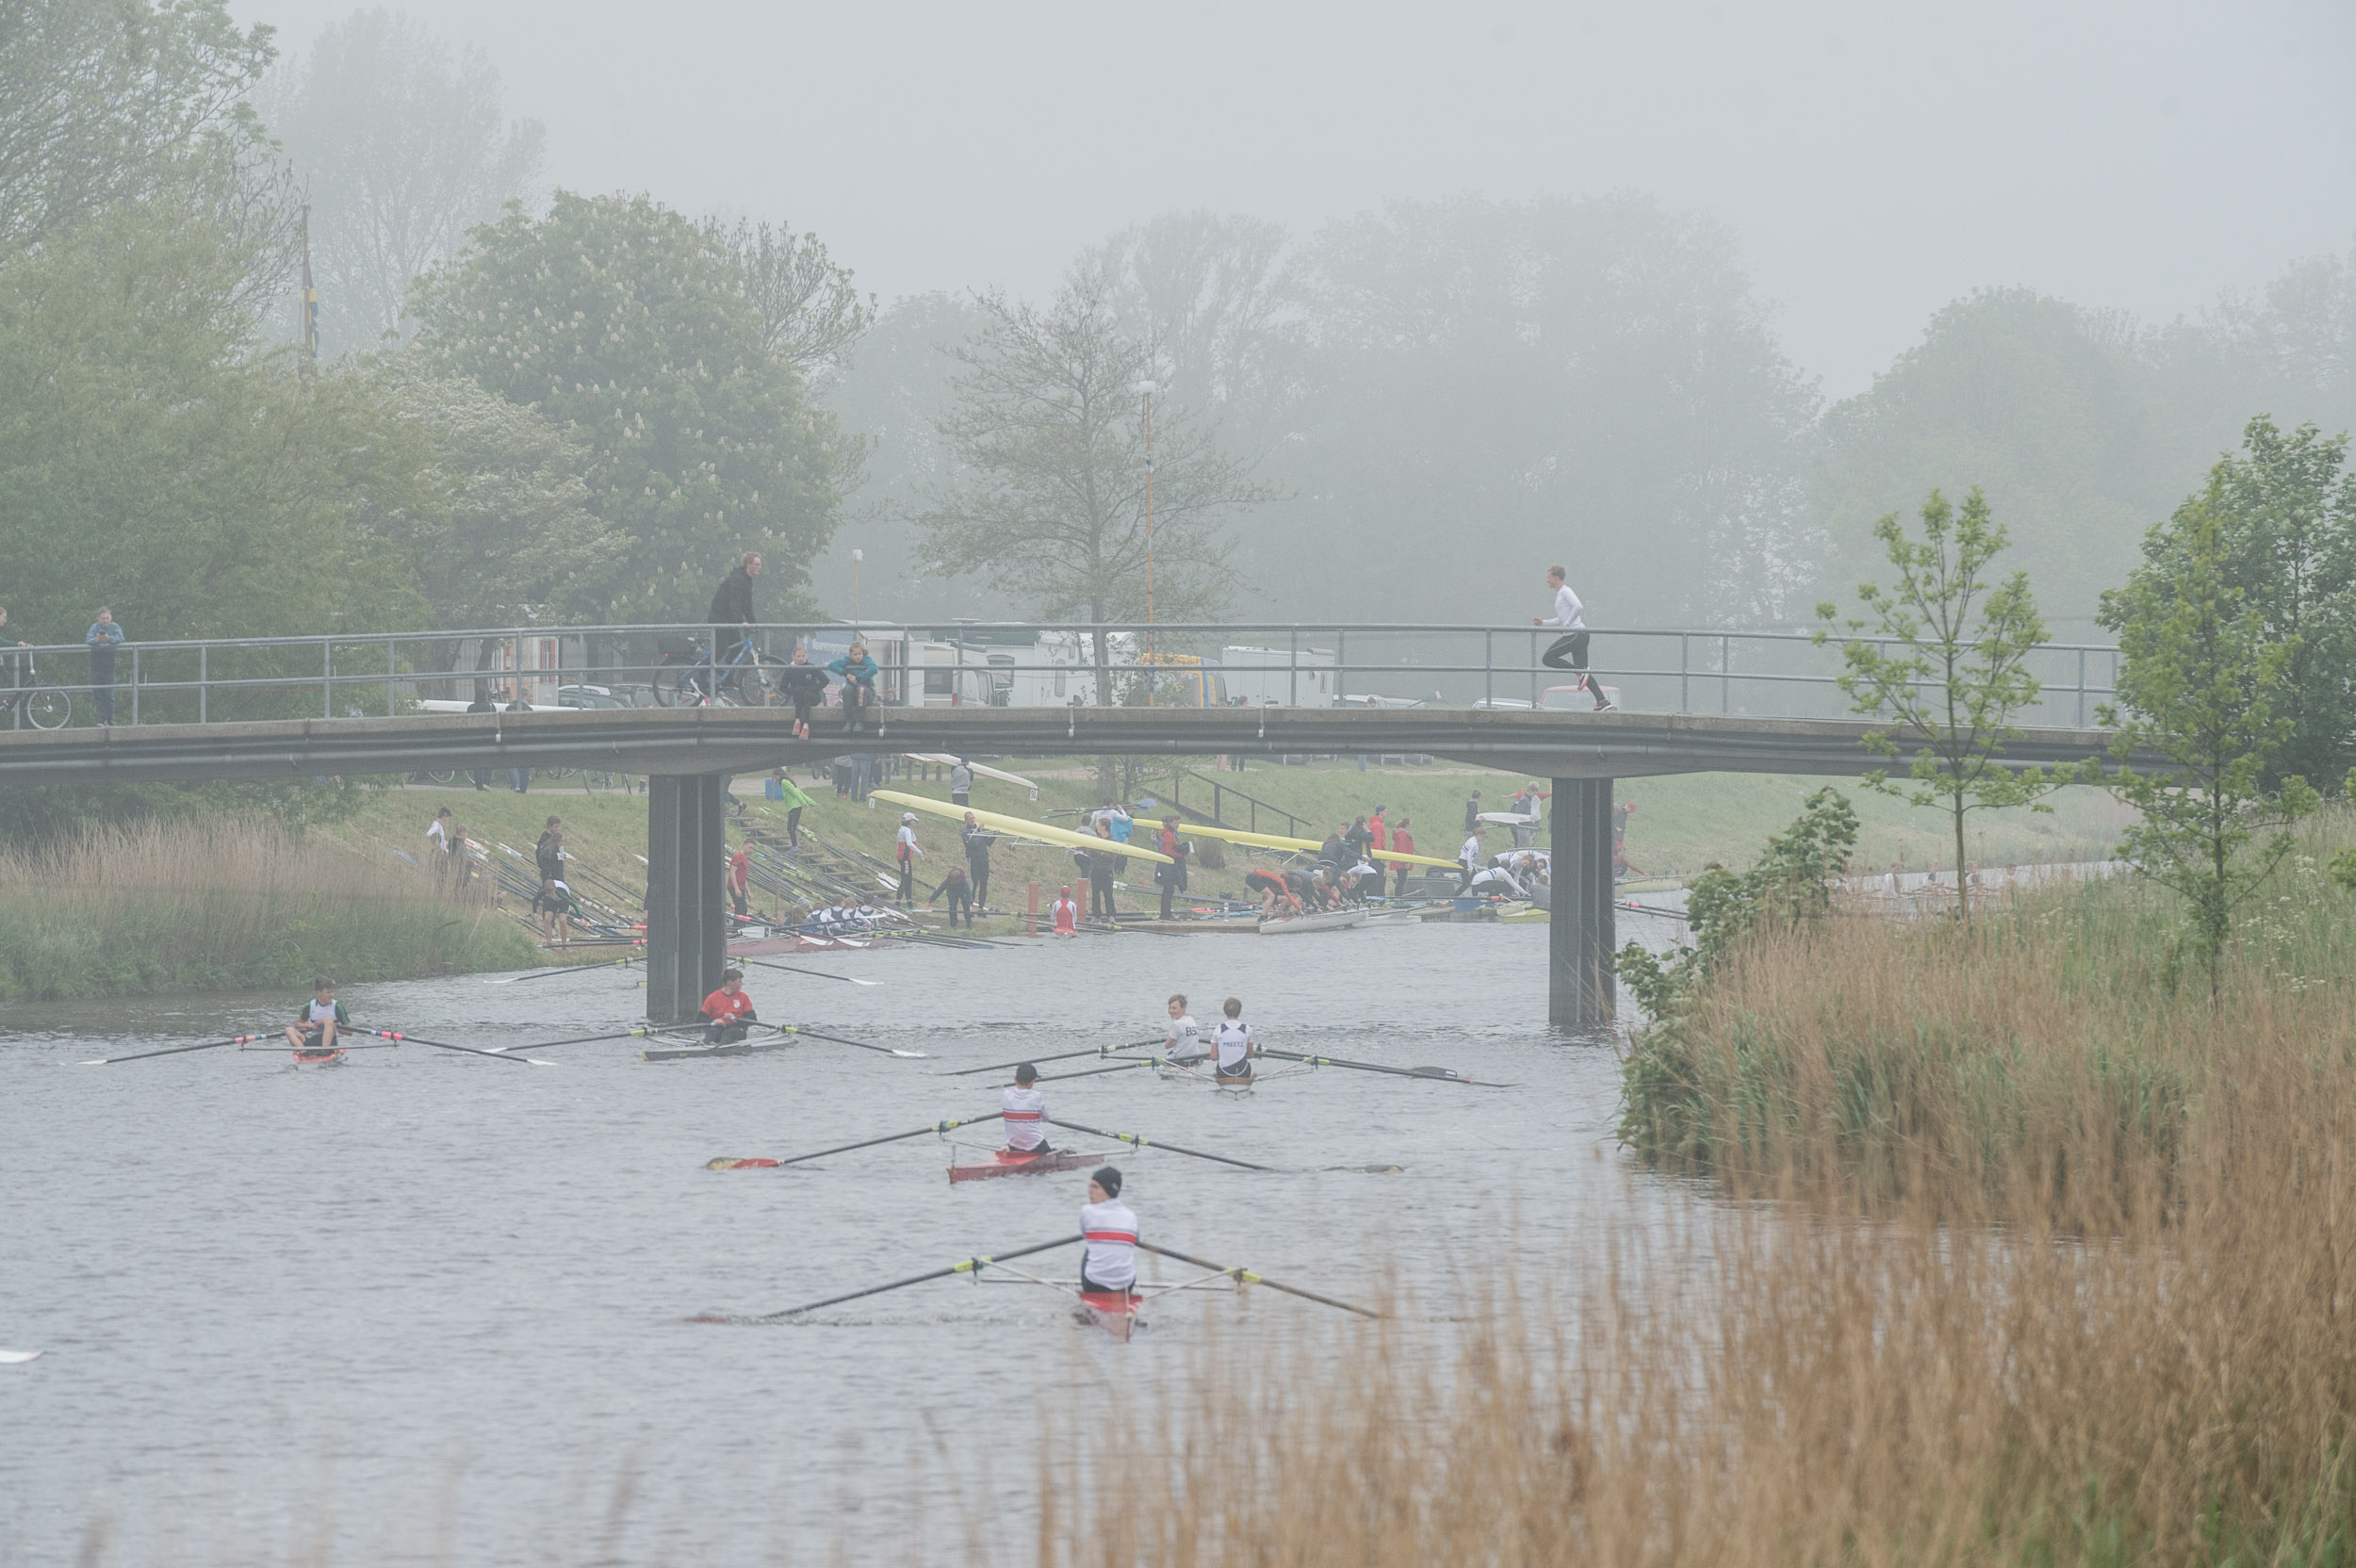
[3, 916, 1685, 1563]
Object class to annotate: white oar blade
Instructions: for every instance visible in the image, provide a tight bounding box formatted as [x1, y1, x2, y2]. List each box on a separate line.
[0, 1349, 42, 1364]
[892, 1050, 928, 1059]
[850, 977, 882, 986]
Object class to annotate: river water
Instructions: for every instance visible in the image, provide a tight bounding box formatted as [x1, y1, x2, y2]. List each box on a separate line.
[2, 913, 1690, 1564]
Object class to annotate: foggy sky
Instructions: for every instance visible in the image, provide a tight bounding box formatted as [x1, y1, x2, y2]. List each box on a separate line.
[237, 0, 2355, 397]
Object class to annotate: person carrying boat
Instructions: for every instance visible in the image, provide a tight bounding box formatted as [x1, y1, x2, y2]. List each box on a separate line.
[1153, 815, 1187, 920]
[777, 645, 829, 740]
[949, 758, 973, 808]
[283, 978, 349, 1054]
[1079, 1166, 1137, 1298]
[1003, 1063, 1052, 1153]
[1050, 886, 1080, 937]
[827, 641, 881, 735]
[961, 812, 997, 909]
[1164, 994, 1204, 1065]
[699, 969, 758, 1044]
[894, 813, 923, 907]
[1389, 817, 1416, 899]
[1280, 865, 1317, 913]
[1212, 996, 1257, 1083]
[1318, 827, 1350, 871]
[1245, 867, 1298, 921]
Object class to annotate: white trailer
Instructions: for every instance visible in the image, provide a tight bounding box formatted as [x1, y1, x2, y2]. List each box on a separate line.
[1220, 645, 1337, 707]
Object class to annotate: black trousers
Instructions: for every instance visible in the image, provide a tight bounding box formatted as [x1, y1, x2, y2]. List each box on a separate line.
[945, 887, 973, 927]
[784, 806, 803, 846]
[1090, 869, 1116, 917]
[968, 858, 990, 907]
[897, 859, 915, 905]
[1541, 630, 1591, 673]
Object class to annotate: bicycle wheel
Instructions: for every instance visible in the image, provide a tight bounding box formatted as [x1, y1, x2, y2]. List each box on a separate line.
[25, 688, 69, 729]
[424, 769, 458, 785]
[581, 770, 613, 792]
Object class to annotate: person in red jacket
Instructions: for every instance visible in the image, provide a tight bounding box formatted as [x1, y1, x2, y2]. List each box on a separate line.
[1389, 818, 1417, 899]
[699, 969, 758, 1043]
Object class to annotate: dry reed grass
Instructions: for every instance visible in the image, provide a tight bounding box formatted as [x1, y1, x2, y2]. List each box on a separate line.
[0, 817, 534, 998]
[1047, 844, 2356, 1565]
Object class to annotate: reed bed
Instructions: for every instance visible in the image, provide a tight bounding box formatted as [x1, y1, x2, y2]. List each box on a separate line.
[1047, 827, 2356, 1565]
[0, 818, 536, 999]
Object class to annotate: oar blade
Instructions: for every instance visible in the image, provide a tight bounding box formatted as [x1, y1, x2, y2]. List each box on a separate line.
[707, 1158, 780, 1170]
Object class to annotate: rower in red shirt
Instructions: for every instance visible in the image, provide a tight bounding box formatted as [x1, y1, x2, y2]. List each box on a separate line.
[1050, 885, 1080, 937]
[700, 968, 759, 1043]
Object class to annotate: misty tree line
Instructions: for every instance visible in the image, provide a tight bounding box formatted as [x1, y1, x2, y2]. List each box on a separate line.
[4, 0, 2353, 660]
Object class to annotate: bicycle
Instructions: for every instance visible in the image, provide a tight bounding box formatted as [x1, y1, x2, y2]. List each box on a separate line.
[1, 654, 71, 729]
[650, 634, 777, 708]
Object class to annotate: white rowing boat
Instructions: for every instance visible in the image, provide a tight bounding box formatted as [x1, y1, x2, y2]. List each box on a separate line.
[1257, 908, 1368, 935]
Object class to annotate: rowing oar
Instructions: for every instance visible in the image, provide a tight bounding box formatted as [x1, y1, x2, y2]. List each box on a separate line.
[488, 1027, 662, 1054]
[1044, 1117, 1270, 1172]
[1137, 1242, 1381, 1319]
[1255, 1047, 1512, 1087]
[940, 1039, 1160, 1078]
[1617, 899, 1690, 923]
[733, 956, 882, 987]
[483, 956, 642, 985]
[705, 1111, 1007, 1170]
[1036, 1057, 1164, 1084]
[78, 1034, 264, 1066]
[368, 1029, 560, 1068]
[749, 1021, 926, 1059]
[693, 1233, 1087, 1324]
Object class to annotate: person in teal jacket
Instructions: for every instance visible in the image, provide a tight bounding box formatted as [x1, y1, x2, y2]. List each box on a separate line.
[826, 641, 880, 735]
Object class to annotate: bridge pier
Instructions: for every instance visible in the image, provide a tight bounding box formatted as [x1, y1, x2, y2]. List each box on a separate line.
[1548, 776, 1616, 1030]
[645, 773, 729, 1024]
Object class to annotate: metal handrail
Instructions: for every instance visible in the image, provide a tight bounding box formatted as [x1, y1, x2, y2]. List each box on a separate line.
[0, 621, 2122, 734]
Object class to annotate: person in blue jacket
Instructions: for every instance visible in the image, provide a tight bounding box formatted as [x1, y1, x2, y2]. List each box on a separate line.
[826, 640, 880, 735]
[86, 608, 125, 726]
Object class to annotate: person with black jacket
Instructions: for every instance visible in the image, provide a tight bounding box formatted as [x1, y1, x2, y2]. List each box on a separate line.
[465, 685, 497, 789]
[962, 813, 998, 909]
[777, 643, 829, 740]
[709, 552, 761, 626]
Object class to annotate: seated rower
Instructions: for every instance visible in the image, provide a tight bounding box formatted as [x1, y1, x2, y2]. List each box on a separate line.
[1212, 995, 1258, 1084]
[700, 968, 758, 1044]
[1050, 885, 1080, 937]
[1164, 993, 1204, 1065]
[1079, 1165, 1137, 1299]
[1003, 1063, 1051, 1153]
[284, 977, 349, 1054]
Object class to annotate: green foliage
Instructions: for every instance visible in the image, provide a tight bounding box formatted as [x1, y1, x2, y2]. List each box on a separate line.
[1816, 486, 2088, 916]
[2100, 497, 2319, 1004]
[0, 0, 281, 253]
[1614, 785, 1858, 1044]
[0, 204, 424, 645]
[2118, 415, 2356, 792]
[407, 191, 850, 621]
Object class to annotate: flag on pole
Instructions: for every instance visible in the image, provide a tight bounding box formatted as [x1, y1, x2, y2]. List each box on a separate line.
[300, 205, 319, 370]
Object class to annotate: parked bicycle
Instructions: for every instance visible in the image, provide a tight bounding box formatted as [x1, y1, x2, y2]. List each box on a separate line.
[650, 634, 777, 708]
[2, 653, 71, 729]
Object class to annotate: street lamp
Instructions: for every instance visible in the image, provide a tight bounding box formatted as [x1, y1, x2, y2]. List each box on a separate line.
[1133, 381, 1157, 632]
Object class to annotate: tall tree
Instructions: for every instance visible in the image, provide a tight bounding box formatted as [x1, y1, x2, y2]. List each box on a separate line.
[350, 361, 618, 633]
[2100, 499, 2317, 1004]
[1091, 210, 1290, 412]
[263, 8, 544, 355]
[1252, 193, 1818, 626]
[710, 218, 875, 387]
[406, 191, 851, 621]
[1817, 487, 2084, 919]
[0, 0, 278, 252]
[2118, 416, 2356, 792]
[916, 260, 1272, 687]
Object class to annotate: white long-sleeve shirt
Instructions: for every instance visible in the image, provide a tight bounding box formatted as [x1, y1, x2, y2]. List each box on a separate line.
[896, 825, 922, 862]
[1080, 1197, 1137, 1291]
[1002, 1085, 1046, 1151]
[1540, 582, 1585, 630]
[1461, 834, 1483, 870]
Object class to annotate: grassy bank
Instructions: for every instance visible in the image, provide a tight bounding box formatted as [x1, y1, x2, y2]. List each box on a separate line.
[1617, 813, 2356, 1213]
[1051, 825, 2356, 1565]
[0, 820, 539, 1002]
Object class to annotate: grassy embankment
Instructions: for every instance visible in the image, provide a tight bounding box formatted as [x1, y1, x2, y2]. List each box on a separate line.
[1042, 816, 2356, 1564]
[0, 820, 537, 1002]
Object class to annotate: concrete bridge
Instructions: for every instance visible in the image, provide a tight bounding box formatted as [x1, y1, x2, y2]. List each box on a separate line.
[0, 701, 2124, 1029]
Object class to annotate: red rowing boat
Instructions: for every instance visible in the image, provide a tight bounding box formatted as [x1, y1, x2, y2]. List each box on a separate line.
[1077, 1289, 1142, 1340]
[291, 1048, 347, 1067]
[947, 1148, 1100, 1184]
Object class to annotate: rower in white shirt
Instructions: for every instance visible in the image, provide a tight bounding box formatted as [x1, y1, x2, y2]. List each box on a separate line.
[1211, 995, 1257, 1084]
[1459, 826, 1484, 889]
[1002, 1062, 1051, 1152]
[1078, 1165, 1137, 1298]
[1163, 993, 1203, 1065]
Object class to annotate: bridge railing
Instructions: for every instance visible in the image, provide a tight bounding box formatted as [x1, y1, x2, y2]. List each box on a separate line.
[0, 622, 2121, 733]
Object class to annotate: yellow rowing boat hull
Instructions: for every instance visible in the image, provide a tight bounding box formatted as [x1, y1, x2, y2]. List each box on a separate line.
[872, 791, 1174, 865]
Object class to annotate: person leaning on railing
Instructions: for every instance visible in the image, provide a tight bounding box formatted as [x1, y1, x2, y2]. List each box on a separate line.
[86, 607, 124, 726]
